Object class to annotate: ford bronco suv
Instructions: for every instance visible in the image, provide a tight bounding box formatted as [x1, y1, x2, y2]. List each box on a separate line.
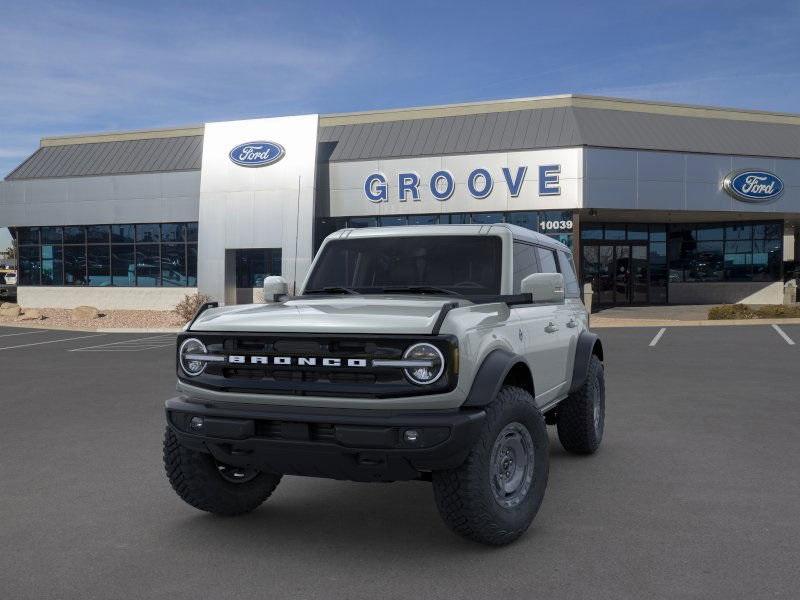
[164, 224, 605, 545]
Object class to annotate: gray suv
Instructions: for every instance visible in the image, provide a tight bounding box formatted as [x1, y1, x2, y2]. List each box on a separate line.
[164, 224, 605, 545]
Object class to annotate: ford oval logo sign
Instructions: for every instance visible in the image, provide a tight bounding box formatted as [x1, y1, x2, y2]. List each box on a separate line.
[723, 169, 784, 203]
[229, 141, 285, 167]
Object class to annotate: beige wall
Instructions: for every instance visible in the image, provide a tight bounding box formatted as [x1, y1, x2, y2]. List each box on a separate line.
[17, 287, 197, 311]
[668, 282, 784, 305]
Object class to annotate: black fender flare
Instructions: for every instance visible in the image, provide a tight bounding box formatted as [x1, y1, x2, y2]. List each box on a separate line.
[462, 348, 530, 407]
[568, 331, 604, 394]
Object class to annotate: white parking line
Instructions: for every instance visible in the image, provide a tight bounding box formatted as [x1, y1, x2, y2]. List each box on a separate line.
[771, 324, 796, 346]
[69, 334, 175, 352]
[649, 327, 667, 347]
[0, 334, 106, 351]
[0, 330, 49, 339]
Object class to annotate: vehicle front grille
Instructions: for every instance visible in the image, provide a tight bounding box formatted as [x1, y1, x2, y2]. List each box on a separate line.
[178, 332, 457, 399]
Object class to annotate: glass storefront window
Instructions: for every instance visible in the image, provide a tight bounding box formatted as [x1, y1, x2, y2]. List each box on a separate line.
[506, 211, 537, 231]
[235, 249, 282, 287]
[581, 224, 603, 240]
[136, 245, 160, 286]
[440, 214, 469, 224]
[408, 214, 438, 225]
[136, 223, 161, 243]
[15, 222, 197, 288]
[627, 225, 648, 240]
[725, 224, 752, 240]
[86, 225, 109, 244]
[604, 224, 626, 240]
[87, 245, 111, 286]
[187, 245, 198, 286]
[379, 216, 408, 227]
[18, 227, 40, 245]
[161, 244, 187, 286]
[41, 227, 63, 244]
[649, 225, 667, 242]
[64, 226, 85, 244]
[41, 245, 63, 286]
[64, 246, 87, 285]
[19, 246, 40, 285]
[161, 223, 186, 242]
[111, 245, 136, 287]
[470, 212, 504, 224]
[111, 224, 135, 243]
[348, 216, 377, 228]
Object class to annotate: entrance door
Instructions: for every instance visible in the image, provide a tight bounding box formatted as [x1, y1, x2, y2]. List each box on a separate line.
[583, 243, 648, 305]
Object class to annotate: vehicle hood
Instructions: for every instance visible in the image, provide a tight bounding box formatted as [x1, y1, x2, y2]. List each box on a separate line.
[189, 295, 459, 335]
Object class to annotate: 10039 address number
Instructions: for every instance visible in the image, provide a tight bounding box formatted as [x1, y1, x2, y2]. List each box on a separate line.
[539, 219, 573, 232]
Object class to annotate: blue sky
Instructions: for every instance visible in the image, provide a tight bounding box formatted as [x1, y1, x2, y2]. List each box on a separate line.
[1, 0, 799, 249]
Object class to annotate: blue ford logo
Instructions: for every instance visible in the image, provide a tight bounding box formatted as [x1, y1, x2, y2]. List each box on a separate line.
[229, 141, 285, 167]
[723, 169, 784, 203]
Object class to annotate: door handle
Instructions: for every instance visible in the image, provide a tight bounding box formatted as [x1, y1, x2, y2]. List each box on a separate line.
[566, 319, 577, 328]
[545, 322, 559, 333]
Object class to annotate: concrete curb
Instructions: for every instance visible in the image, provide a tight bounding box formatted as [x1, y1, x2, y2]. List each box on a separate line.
[591, 317, 800, 328]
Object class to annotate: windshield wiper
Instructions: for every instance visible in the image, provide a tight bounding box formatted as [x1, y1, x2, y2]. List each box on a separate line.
[378, 285, 461, 296]
[304, 286, 360, 295]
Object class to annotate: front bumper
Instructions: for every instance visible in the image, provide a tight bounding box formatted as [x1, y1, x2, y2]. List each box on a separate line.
[166, 396, 486, 482]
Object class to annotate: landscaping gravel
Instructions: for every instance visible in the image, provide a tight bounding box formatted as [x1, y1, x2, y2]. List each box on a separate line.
[0, 307, 184, 330]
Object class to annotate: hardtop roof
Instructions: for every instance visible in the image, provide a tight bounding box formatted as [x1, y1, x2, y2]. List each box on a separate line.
[328, 223, 570, 254]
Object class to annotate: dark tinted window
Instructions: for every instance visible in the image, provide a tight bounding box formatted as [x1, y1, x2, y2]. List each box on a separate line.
[86, 225, 109, 244]
[136, 245, 160, 286]
[18, 227, 40, 245]
[513, 242, 539, 293]
[162, 244, 187, 286]
[136, 224, 161, 243]
[306, 236, 502, 296]
[64, 246, 87, 285]
[111, 245, 135, 286]
[41, 227, 63, 244]
[111, 224, 135, 243]
[87, 245, 110, 286]
[63, 226, 85, 244]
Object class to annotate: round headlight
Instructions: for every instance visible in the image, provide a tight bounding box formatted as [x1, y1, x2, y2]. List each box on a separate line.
[179, 338, 208, 377]
[403, 343, 445, 385]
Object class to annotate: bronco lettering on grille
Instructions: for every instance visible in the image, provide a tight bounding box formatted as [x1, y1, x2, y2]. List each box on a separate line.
[227, 355, 368, 367]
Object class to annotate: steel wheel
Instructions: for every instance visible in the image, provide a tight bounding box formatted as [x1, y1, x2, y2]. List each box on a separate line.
[489, 421, 535, 508]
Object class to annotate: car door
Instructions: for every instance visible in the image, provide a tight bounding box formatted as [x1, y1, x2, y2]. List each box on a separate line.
[529, 245, 573, 401]
[512, 242, 567, 405]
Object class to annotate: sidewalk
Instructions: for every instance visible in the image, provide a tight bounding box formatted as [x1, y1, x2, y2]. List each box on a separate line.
[590, 304, 800, 328]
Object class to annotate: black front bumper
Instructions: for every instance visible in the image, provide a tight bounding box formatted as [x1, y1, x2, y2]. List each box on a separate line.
[166, 397, 486, 482]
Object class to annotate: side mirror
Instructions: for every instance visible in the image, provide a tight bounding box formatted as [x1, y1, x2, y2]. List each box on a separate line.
[521, 273, 565, 304]
[263, 276, 289, 303]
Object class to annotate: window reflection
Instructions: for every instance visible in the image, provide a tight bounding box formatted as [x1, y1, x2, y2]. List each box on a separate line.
[15, 223, 197, 288]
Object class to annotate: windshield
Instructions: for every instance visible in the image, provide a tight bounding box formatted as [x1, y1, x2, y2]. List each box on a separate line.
[304, 235, 502, 296]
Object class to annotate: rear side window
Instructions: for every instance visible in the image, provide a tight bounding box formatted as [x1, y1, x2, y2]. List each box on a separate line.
[513, 242, 539, 293]
[535, 247, 559, 274]
[557, 251, 580, 298]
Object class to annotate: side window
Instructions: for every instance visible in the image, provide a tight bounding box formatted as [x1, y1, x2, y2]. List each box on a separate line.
[557, 251, 580, 298]
[535, 246, 559, 274]
[513, 242, 538, 293]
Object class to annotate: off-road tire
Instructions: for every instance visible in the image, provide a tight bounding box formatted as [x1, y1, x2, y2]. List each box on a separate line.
[432, 386, 549, 546]
[163, 427, 282, 516]
[556, 354, 605, 454]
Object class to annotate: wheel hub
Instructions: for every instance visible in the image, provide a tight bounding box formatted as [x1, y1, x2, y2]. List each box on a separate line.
[490, 422, 535, 508]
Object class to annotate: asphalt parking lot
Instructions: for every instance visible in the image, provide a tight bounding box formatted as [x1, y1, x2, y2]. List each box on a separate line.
[1, 324, 799, 600]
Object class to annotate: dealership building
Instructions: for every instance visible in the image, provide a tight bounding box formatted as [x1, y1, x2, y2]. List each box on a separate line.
[0, 94, 798, 310]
